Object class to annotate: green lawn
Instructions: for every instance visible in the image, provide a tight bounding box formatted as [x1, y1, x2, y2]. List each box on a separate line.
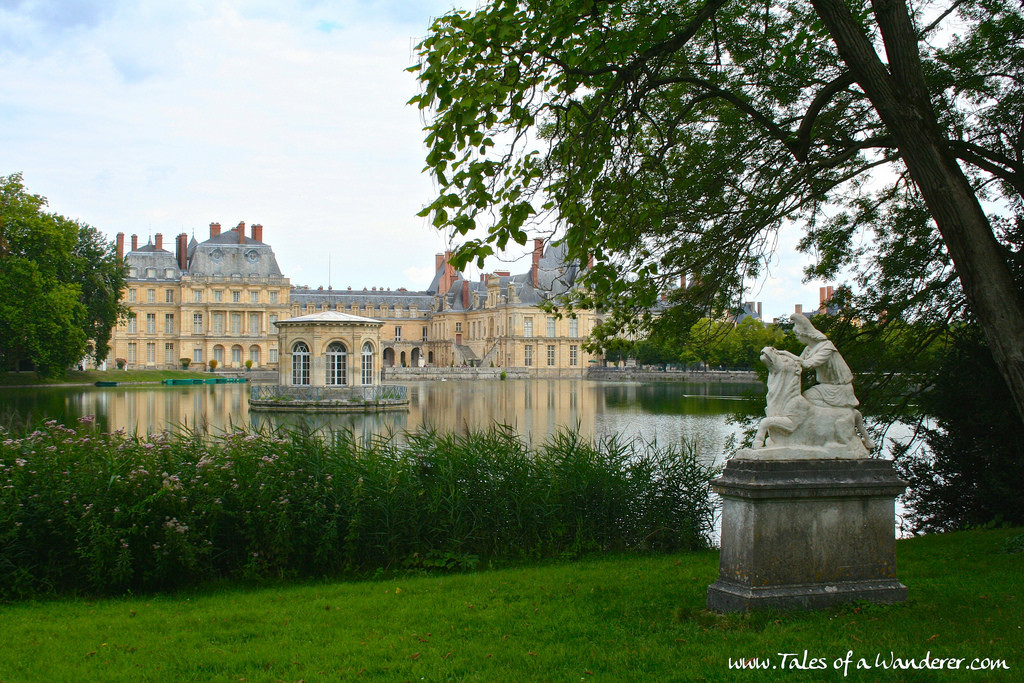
[0, 527, 1019, 682]
[0, 369, 213, 387]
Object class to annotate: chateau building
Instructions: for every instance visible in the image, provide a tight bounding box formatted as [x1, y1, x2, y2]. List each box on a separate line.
[110, 222, 291, 371]
[111, 225, 599, 375]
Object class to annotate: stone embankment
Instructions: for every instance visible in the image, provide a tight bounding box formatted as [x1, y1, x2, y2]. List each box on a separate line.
[382, 366, 760, 383]
[586, 367, 760, 383]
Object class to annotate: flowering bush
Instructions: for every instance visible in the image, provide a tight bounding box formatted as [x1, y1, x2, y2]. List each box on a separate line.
[0, 420, 717, 599]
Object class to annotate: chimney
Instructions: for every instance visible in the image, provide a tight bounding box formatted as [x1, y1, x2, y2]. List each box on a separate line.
[496, 270, 510, 277]
[154, 233, 163, 251]
[437, 251, 457, 296]
[236, 222, 245, 244]
[131, 234, 139, 251]
[462, 280, 470, 309]
[588, 254, 594, 270]
[532, 238, 543, 288]
[757, 302, 762, 319]
[210, 222, 221, 238]
[435, 253, 444, 271]
[176, 233, 188, 271]
[795, 304, 803, 315]
[116, 232, 125, 260]
[251, 223, 263, 243]
[481, 274, 486, 282]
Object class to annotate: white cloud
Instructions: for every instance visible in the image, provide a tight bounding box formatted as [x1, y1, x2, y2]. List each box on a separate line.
[1, 0, 824, 313]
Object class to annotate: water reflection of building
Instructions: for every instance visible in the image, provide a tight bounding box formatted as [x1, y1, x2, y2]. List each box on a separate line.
[110, 223, 601, 376]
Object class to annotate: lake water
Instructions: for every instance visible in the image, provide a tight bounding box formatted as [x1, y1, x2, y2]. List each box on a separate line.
[2, 378, 920, 536]
[0, 379, 762, 460]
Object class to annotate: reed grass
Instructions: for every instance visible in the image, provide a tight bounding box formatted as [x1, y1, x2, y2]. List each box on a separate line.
[0, 420, 718, 600]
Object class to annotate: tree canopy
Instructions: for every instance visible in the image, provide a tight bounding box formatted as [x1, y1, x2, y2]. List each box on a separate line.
[411, 0, 1024, 425]
[0, 174, 126, 377]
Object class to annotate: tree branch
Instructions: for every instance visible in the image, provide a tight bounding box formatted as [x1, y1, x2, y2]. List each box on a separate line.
[793, 73, 857, 162]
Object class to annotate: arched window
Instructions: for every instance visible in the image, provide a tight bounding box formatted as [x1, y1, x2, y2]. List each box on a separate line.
[292, 341, 310, 385]
[326, 341, 347, 385]
[361, 342, 374, 385]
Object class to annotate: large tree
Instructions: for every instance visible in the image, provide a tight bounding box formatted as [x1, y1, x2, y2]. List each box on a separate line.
[411, 0, 1024, 425]
[0, 174, 126, 376]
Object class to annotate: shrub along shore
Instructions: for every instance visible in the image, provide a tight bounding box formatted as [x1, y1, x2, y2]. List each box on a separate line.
[0, 421, 717, 600]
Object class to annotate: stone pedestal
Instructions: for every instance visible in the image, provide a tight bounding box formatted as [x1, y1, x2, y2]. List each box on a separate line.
[706, 457, 908, 612]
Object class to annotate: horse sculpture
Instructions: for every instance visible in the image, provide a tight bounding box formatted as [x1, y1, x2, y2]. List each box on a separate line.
[753, 346, 874, 456]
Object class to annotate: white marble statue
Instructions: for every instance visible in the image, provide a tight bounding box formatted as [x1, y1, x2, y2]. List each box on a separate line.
[749, 313, 874, 459]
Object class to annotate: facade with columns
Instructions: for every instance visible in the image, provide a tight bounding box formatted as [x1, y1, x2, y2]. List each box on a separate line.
[274, 312, 383, 387]
[110, 224, 601, 375]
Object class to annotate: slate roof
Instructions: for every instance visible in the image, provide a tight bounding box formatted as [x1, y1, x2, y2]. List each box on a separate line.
[442, 241, 584, 312]
[125, 230, 284, 280]
[290, 288, 436, 310]
[124, 242, 181, 280]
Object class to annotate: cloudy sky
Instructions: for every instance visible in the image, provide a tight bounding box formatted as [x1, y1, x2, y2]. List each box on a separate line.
[1, 0, 827, 320]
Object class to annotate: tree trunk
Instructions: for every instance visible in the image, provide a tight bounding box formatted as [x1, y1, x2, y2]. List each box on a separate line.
[810, 0, 1024, 426]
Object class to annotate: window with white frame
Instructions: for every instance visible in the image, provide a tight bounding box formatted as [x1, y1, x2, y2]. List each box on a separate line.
[128, 315, 137, 334]
[127, 343, 136, 363]
[164, 313, 174, 334]
[569, 317, 578, 338]
[292, 341, 310, 385]
[524, 317, 533, 336]
[269, 314, 278, 332]
[147, 289, 155, 303]
[569, 345, 578, 366]
[524, 344, 533, 366]
[164, 343, 174, 364]
[547, 344, 555, 366]
[250, 291, 258, 304]
[326, 342, 347, 385]
[193, 290, 202, 303]
[269, 291, 278, 304]
[361, 342, 374, 385]
[165, 289, 174, 303]
[269, 348, 278, 364]
[214, 290, 223, 302]
[214, 346, 224, 364]
[146, 314, 156, 334]
[231, 313, 241, 334]
[232, 291, 240, 303]
[547, 317, 556, 337]
[128, 289, 137, 303]
[193, 313, 203, 334]
[395, 326, 402, 341]
[213, 313, 224, 334]
[231, 346, 242, 365]
[249, 314, 260, 336]
[146, 342, 155, 363]
[193, 348, 203, 363]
